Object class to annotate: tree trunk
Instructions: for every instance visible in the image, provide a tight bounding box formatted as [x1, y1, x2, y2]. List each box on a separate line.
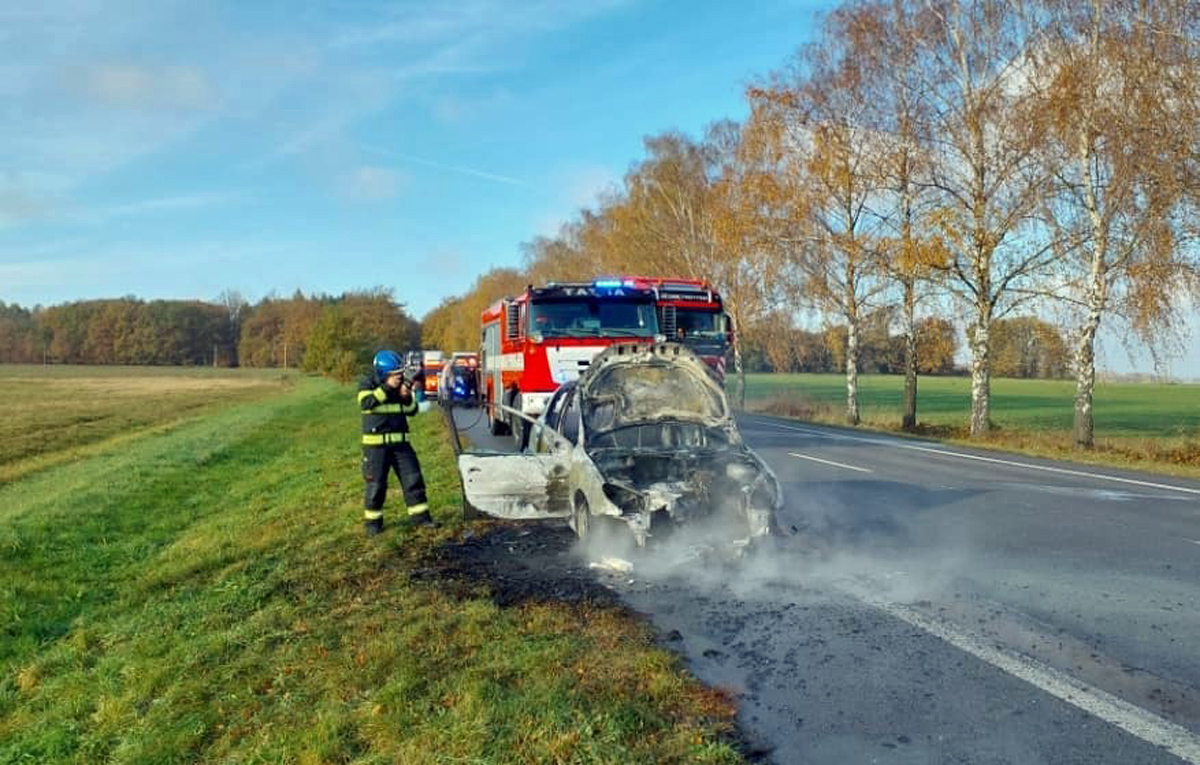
[1072, 266, 1107, 449]
[734, 333, 746, 413]
[1072, 319, 1100, 450]
[845, 318, 860, 425]
[969, 315, 991, 436]
[901, 278, 917, 431]
[1072, 112, 1108, 451]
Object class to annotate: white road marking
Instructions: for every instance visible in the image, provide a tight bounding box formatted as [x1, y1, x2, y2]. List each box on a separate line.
[1188, 539, 1200, 546]
[853, 590, 1200, 763]
[787, 452, 873, 473]
[749, 418, 1200, 497]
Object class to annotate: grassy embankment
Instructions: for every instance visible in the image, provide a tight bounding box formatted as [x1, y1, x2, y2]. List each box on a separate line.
[1, 365, 739, 764]
[740, 373, 1200, 478]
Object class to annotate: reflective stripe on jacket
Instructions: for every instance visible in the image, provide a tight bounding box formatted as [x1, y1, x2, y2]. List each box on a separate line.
[358, 373, 418, 443]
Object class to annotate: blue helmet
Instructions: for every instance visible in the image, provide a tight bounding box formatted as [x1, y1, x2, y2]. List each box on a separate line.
[373, 350, 403, 377]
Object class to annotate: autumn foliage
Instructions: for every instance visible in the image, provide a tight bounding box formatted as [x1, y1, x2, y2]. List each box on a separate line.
[0, 289, 420, 383]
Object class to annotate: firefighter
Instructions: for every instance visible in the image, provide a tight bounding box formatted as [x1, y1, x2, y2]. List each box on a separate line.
[358, 350, 436, 535]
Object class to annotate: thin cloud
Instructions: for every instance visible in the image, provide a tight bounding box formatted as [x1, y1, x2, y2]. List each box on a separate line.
[360, 143, 532, 189]
[393, 153, 532, 189]
[336, 165, 403, 201]
[66, 62, 219, 111]
[0, 187, 53, 227]
[98, 190, 252, 220]
[330, 0, 631, 50]
[434, 87, 514, 125]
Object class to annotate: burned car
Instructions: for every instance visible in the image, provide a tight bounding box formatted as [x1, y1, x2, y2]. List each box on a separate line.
[458, 342, 782, 549]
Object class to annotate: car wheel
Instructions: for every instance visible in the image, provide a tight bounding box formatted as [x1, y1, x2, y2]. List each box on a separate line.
[572, 494, 590, 540]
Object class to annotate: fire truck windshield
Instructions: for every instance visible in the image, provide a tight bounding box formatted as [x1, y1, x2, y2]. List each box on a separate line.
[529, 298, 657, 338]
[675, 308, 725, 339]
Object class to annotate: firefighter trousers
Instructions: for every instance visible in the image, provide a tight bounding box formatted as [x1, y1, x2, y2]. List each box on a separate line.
[362, 442, 428, 518]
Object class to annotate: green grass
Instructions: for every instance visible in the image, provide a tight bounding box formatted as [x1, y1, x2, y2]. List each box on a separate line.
[0, 364, 295, 483]
[738, 373, 1200, 476]
[1, 369, 739, 764]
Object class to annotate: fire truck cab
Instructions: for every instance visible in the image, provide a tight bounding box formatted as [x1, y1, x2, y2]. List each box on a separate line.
[481, 280, 660, 441]
[622, 277, 733, 382]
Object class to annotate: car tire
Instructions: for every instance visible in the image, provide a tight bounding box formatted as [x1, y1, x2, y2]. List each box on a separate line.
[572, 494, 590, 540]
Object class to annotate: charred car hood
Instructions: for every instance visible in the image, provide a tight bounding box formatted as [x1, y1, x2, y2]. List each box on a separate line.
[577, 343, 733, 437]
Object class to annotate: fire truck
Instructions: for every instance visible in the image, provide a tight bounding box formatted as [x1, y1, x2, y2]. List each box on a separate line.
[622, 277, 733, 382]
[481, 280, 660, 440]
[421, 351, 444, 399]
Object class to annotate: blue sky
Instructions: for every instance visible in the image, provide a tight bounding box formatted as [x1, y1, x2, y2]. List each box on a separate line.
[2, 0, 1196, 376]
[0, 0, 824, 311]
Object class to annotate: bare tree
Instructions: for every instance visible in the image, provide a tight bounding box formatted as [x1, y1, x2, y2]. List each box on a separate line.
[216, 289, 249, 367]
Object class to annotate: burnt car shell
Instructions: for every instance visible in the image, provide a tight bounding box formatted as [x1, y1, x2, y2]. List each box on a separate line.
[458, 343, 781, 549]
[575, 343, 781, 547]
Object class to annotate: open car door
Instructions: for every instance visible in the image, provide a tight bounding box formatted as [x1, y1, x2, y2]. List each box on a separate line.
[457, 452, 570, 519]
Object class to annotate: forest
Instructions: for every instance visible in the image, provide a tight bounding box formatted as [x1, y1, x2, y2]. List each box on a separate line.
[0, 290, 420, 382]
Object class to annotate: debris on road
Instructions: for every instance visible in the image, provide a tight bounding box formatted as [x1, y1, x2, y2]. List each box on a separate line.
[588, 556, 635, 574]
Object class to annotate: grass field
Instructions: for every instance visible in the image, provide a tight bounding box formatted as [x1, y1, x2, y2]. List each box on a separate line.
[1, 366, 739, 763]
[738, 373, 1200, 476]
[0, 365, 295, 484]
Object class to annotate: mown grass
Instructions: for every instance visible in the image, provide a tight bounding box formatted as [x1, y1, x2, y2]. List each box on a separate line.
[739, 373, 1200, 477]
[0, 364, 294, 483]
[1, 369, 739, 763]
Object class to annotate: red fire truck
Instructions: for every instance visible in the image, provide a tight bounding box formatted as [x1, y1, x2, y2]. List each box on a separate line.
[421, 351, 444, 399]
[622, 277, 733, 382]
[481, 280, 660, 440]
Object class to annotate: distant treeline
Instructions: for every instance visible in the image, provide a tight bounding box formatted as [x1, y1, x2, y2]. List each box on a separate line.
[0, 289, 420, 381]
[743, 314, 1069, 379]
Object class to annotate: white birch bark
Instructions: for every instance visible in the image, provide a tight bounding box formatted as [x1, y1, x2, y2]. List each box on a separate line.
[845, 316, 860, 425]
[969, 313, 991, 436]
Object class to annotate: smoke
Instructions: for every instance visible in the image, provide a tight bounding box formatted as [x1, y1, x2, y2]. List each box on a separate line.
[572, 485, 981, 609]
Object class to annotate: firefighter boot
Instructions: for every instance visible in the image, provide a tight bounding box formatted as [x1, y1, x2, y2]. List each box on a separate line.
[364, 514, 384, 536]
[408, 507, 438, 528]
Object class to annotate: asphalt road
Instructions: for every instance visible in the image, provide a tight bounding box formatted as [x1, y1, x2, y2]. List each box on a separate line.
[451, 404, 1200, 764]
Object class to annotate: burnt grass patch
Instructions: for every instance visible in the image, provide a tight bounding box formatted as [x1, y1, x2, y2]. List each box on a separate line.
[411, 520, 622, 608]
[411, 519, 769, 761]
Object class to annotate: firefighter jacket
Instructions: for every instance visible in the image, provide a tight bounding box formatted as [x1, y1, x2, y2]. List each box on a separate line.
[357, 373, 419, 446]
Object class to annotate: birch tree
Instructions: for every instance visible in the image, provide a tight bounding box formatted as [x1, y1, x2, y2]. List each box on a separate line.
[850, 0, 948, 430]
[1034, 0, 1200, 448]
[912, 0, 1055, 436]
[746, 12, 890, 425]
